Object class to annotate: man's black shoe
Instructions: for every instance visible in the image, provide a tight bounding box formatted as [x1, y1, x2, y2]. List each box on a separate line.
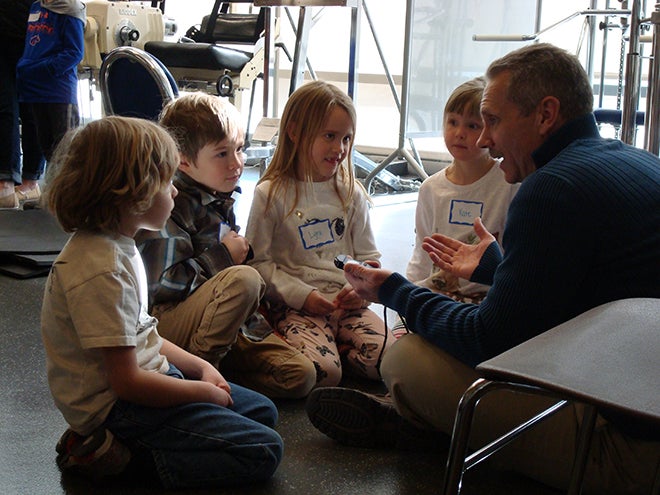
[305, 387, 448, 451]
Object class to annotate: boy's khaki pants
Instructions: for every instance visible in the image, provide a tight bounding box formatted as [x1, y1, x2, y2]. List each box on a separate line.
[152, 265, 315, 398]
[381, 334, 659, 495]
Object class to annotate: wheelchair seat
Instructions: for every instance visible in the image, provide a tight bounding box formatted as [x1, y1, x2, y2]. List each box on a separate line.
[144, 41, 252, 73]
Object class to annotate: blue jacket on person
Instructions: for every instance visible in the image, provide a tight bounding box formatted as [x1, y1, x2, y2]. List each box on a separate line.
[16, 0, 84, 105]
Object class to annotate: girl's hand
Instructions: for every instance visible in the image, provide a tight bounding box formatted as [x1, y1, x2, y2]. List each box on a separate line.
[333, 285, 367, 310]
[302, 290, 335, 315]
[422, 217, 495, 280]
[221, 231, 250, 264]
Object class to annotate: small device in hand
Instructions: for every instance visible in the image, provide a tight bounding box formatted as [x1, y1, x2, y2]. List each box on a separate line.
[334, 254, 369, 270]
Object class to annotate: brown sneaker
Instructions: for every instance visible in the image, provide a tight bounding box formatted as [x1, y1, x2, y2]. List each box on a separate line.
[15, 184, 41, 204]
[0, 192, 18, 209]
[56, 428, 131, 478]
[305, 387, 448, 451]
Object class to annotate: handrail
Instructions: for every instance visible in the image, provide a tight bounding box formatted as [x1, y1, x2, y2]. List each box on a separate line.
[472, 9, 630, 42]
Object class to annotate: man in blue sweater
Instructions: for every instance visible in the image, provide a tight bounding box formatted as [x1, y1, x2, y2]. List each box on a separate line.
[306, 43, 660, 494]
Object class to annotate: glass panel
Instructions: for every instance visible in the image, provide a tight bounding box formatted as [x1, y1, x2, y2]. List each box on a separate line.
[405, 0, 536, 138]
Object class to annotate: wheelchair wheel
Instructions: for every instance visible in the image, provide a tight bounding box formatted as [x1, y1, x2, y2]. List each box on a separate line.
[217, 75, 234, 97]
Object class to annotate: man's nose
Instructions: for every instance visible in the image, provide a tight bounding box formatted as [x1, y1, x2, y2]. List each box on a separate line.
[476, 128, 490, 149]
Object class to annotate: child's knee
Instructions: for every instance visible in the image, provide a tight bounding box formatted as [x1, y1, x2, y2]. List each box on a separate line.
[314, 359, 342, 388]
[274, 353, 316, 398]
[211, 265, 265, 304]
[254, 431, 284, 481]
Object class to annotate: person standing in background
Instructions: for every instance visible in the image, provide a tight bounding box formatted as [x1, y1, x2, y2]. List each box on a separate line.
[0, 0, 47, 208]
[16, 0, 85, 202]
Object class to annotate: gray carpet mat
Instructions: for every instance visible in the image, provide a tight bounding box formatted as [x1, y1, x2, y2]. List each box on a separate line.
[0, 209, 70, 278]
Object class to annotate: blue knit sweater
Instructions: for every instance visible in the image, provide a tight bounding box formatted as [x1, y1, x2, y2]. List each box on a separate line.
[380, 113, 660, 368]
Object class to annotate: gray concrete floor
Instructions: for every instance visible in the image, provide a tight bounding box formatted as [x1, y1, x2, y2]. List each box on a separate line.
[0, 166, 561, 494]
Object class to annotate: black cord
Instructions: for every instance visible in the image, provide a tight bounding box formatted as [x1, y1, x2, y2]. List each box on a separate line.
[375, 307, 410, 377]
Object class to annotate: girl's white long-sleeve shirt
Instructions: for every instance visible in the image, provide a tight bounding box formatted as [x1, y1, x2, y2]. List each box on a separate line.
[406, 164, 519, 295]
[246, 178, 380, 310]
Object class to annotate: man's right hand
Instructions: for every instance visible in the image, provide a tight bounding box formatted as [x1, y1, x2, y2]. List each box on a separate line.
[343, 261, 392, 304]
[422, 217, 496, 281]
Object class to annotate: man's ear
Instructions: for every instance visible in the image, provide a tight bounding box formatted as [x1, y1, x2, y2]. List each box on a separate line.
[536, 96, 561, 136]
[286, 121, 298, 143]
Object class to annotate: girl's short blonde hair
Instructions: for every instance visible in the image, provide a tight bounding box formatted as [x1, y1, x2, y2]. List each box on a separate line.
[44, 116, 179, 234]
[159, 92, 243, 162]
[259, 80, 358, 215]
[444, 76, 486, 121]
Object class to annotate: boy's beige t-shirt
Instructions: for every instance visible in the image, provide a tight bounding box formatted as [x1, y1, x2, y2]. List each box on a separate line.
[41, 231, 169, 435]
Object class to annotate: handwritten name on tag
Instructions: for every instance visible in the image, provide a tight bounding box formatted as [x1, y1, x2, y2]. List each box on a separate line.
[299, 219, 334, 249]
[449, 200, 483, 225]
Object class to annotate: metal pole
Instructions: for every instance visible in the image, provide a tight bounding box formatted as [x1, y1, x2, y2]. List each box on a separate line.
[289, 7, 312, 95]
[273, 7, 281, 116]
[621, 0, 643, 144]
[535, 0, 542, 35]
[644, 5, 660, 154]
[361, 0, 422, 167]
[263, 7, 272, 118]
[363, 0, 427, 192]
[347, 3, 360, 99]
[586, 0, 599, 84]
[598, 0, 612, 108]
[397, 0, 414, 152]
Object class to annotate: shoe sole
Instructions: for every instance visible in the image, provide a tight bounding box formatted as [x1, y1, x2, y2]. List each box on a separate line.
[0, 199, 19, 209]
[305, 387, 400, 449]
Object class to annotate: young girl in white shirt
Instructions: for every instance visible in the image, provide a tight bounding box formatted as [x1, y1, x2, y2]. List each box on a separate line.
[246, 81, 392, 388]
[406, 76, 520, 303]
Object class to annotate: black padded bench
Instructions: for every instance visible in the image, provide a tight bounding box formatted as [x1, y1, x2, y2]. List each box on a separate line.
[144, 41, 252, 73]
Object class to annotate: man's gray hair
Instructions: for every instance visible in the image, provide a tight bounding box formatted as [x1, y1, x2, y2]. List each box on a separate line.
[486, 43, 593, 120]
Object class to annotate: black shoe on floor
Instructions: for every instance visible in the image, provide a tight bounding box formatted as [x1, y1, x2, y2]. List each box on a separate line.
[305, 387, 447, 451]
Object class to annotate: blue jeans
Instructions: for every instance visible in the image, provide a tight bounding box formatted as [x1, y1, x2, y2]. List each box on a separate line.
[29, 102, 79, 162]
[103, 367, 283, 489]
[0, 35, 45, 183]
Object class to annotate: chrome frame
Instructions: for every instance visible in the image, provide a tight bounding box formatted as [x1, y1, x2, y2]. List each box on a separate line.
[99, 46, 176, 116]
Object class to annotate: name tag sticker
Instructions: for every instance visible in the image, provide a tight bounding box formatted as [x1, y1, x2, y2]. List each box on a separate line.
[299, 219, 334, 249]
[218, 222, 232, 241]
[449, 200, 483, 225]
[28, 12, 40, 22]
